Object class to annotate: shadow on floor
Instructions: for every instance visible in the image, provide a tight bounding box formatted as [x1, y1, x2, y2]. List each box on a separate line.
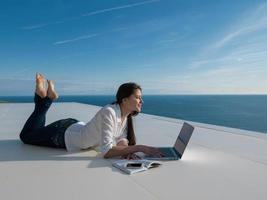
[0, 139, 112, 169]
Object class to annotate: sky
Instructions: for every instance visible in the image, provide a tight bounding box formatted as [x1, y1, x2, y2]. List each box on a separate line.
[1, 0, 267, 95]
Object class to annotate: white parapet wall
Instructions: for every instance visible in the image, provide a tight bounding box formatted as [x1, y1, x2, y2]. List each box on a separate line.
[0, 103, 266, 200]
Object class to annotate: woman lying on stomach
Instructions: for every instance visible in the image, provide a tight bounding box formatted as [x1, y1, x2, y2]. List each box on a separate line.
[19, 73, 164, 159]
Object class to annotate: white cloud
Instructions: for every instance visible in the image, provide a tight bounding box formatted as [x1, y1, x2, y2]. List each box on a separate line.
[213, 2, 267, 49]
[189, 2, 267, 73]
[21, 0, 160, 30]
[53, 33, 99, 45]
[21, 23, 48, 30]
[153, 66, 267, 94]
[82, 0, 160, 16]
[20, 21, 64, 30]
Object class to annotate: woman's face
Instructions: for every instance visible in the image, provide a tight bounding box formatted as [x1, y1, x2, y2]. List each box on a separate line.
[124, 89, 143, 113]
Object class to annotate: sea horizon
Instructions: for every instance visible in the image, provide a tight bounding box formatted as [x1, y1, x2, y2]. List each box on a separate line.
[1, 94, 267, 96]
[1, 95, 267, 134]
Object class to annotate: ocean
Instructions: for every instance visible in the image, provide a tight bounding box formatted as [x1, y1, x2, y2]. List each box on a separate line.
[1, 95, 267, 134]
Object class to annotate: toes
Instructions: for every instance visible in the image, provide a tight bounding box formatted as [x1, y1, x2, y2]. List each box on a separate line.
[48, 80, 54, 84]
[36, 73, 45, 80]
[39, 73, 45, 79]
[36, 73, 40, 80]
[36, 73, 46, 82]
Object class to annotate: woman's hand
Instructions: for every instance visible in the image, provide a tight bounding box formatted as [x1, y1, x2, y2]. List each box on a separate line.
[140, 145, 165, 158]
[118, 140, 140, 159]
[121, 153, 141, 160]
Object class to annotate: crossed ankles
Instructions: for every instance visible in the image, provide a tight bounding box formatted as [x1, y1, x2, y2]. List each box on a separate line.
[35, 73, 59, 100]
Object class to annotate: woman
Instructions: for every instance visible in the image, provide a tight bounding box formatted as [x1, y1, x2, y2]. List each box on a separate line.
[20, 73, 164, 159]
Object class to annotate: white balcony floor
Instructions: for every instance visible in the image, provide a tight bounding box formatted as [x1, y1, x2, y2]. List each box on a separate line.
[0, 103, 266, 200]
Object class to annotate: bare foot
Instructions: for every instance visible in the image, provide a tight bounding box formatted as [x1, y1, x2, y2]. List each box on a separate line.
[35, 73, 47, 98]
[47, 80, 59, 100]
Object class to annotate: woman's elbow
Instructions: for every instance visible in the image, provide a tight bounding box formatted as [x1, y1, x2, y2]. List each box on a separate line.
[103, 150, 112, 159]
[117, 139, 128, 146]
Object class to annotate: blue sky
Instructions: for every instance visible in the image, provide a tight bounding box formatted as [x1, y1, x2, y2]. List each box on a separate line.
[1, 0, 267, 95]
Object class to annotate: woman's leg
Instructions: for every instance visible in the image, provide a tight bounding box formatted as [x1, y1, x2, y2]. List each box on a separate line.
[19, 73, 65, 148]
[20, 78, 59, 134]
[20, 116, 75, 148]
[19, 93, 53, 143]
[20, 73, 49, 140]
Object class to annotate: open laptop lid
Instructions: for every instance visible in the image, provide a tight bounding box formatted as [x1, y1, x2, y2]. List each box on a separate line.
[174, 122, 194, 158]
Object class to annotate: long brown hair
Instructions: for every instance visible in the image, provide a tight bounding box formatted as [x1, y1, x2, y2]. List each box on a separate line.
[112, 82, 142, 146]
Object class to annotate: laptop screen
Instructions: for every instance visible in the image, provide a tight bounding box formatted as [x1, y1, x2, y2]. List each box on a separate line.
[174, 122, 194, 158]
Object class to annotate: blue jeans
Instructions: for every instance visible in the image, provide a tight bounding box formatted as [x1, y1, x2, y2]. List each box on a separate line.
[19, 93, 78, 148]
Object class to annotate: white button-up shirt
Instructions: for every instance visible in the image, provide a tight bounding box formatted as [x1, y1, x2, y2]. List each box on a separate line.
[64, 103, 128, 156]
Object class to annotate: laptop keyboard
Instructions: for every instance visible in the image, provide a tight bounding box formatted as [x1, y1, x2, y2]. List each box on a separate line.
[158, 148, 175, 157]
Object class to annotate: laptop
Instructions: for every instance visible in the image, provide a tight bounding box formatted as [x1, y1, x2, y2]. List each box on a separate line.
[143, 122, 195, 160]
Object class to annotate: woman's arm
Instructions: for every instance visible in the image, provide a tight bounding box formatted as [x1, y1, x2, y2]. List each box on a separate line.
[104, 145, 140, 158]
[100, 108, 164, 159]
[103, 145, 164, 159]
[117, 139, 140, 159]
